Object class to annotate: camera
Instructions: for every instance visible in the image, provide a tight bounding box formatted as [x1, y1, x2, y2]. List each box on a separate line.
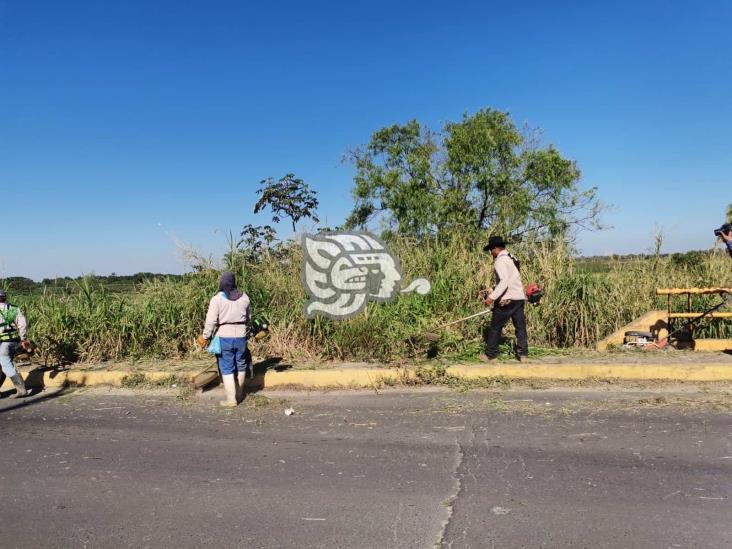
[714, 223, 732, 237]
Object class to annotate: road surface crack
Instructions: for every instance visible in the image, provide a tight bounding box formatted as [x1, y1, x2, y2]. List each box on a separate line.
[434, 424, 476, 548]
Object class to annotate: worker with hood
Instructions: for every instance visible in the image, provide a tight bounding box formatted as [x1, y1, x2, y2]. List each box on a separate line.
[0, 290, 29, 398]
[199, 272, 251, 407]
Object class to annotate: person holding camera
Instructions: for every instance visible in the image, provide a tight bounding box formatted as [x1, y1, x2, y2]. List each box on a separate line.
[0, 290, 29, 398]
[718, 225, 732, 257]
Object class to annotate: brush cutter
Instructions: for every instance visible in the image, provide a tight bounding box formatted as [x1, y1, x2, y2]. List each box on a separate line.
[193, 317, 272, 389]
[644, 291, 731, 350]
[526, 283, 544, 306]
[417, 309, 494, 342]
[415, 283, 545, 342]
[248, 316, 271, 340]
[12, 340, 37, 365]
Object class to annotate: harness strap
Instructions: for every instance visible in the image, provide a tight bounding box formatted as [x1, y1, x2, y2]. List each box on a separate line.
[507, 252, 521, 271]
[494, 252, 522, 301]
[0, 305, 19, 340]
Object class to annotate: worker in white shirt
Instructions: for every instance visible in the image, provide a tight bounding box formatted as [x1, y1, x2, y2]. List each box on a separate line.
[198, 272, 251, 407]
[480, 236, 529, 362]
[0, 290, 29, 398]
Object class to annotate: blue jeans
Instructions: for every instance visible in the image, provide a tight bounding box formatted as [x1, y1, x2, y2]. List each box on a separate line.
[217, 337, 250, 375]
[0, 342, 19, 377]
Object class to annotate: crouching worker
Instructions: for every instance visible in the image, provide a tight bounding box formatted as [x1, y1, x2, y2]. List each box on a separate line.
[199, 272, 251, 407]
[0, 290, 29, 398]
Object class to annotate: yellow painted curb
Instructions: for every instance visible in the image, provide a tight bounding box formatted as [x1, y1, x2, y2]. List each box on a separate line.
[1, 368, 408, 390]
[0, 370, 194, 390]
[447, 363, 732, 382]
[3, 363, 732, 390]
[248, 368, 408, 388]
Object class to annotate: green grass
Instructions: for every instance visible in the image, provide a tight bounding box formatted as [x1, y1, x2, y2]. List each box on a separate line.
[4, 273, 185, 297]
[3, 232, 731, 365]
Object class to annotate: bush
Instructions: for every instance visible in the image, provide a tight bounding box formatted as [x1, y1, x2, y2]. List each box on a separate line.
[12, 233, 732, 365]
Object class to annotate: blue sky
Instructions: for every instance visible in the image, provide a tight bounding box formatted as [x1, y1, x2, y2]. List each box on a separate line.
[2, 0, 730, 280]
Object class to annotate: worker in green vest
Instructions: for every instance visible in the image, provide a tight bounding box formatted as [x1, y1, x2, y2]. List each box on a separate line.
[0, 290, 29, 398]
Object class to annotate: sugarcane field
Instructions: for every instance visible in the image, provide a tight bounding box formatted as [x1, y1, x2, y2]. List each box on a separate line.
[2, 2, 732, 548]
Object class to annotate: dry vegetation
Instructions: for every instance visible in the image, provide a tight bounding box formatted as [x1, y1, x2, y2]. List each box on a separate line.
[6, 232, 731, 365]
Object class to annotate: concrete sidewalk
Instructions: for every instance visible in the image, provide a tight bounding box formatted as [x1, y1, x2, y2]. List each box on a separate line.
[4, 358, 732, 391]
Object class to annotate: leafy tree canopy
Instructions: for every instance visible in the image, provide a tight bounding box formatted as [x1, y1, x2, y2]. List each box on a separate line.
[254, 173, 319, 232]
[238, 224, 278, 261]
[346, 108, 602, 241]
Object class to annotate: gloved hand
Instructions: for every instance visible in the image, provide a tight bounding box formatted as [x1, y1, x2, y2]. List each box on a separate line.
[196, 336, 208, 349]
[20, 340, 32, 352]
[479, 287, 493, 307]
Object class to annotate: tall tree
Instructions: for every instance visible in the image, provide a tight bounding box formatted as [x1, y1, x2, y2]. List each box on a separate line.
[346, 109, 602, 240]
[253, 173, 320, 232]
[347, 121, 442, 238]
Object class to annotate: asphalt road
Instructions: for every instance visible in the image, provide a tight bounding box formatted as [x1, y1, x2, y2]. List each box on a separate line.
[1, 387, 731, 548]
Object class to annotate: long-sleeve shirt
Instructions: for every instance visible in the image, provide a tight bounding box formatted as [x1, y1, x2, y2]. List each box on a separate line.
[0, 303, 27, 340]
[488, 250, 526, 301]
[203, 292, 251, 339]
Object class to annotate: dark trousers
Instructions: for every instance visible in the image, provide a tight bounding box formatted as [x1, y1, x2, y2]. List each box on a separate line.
[484, 299, 529, 358]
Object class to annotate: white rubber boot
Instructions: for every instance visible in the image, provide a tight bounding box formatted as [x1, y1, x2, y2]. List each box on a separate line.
[9, 374, 28, 399]
[219, 374, 237, 408]
[236, 371, 246, 403]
